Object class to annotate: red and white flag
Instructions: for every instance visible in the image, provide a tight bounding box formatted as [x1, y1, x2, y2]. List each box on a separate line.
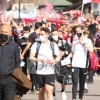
[92, 0, 100, 3]
[83, 0, 100, 4]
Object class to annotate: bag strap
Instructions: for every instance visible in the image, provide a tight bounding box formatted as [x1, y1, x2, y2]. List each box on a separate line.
[86, 51, 89, 68]
[35, 41, 41, 58]
[50, 41, 55, 58]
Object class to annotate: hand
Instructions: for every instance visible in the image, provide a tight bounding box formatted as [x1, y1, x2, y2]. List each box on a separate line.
[79, 38, 85, 44]
[67, 64, 71, 68]
[27, 74, 30, 80]
[20, 55, 24, 60]
[47, 59, 56, 64]
[41, 59, 48, 64]
[60, 51, 65, 57]
[90, 10, 93, 14]
[8, 15, 12, 20]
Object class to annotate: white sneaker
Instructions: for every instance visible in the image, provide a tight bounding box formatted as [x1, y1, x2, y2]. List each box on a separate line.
[33, 90, 39, 94]
[53, 96, 57, 100]
[61, 92, 67, 100]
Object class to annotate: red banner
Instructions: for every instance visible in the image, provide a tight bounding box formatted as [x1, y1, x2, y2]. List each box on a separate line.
[92, 0, 100, 3]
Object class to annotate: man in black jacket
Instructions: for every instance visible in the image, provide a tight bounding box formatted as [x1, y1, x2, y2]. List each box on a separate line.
[0, 24, 20, 100]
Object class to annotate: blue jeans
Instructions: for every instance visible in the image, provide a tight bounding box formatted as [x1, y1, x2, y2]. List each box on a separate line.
[0, 76, 16, 100]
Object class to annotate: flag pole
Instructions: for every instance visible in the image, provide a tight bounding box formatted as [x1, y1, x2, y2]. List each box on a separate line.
[79, 2, 84, 24]
[81, 3, 84, 16]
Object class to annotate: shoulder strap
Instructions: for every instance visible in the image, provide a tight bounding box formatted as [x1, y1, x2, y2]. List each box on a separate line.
[35, 41, 55, 58]
[35, 41, 41, 58]
[86, 51, 89, 68]
[50, 41, 55, 58]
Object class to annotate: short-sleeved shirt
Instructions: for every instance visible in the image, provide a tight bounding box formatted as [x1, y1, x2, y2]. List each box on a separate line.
[18, 37, 29, 57]
[30, 41, 60, 75]
[72, 37, 93, 68]
[28, 32, 37, 47]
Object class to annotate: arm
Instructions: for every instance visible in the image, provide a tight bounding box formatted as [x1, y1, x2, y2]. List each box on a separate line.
[21, 41, 32, 59]
[54, 43, 61, 63]
[29, 52, 42, 62]
[79, 38, 94, 52]
[84, 43, 94, 52]
[64, 42, 74, 60]
[15, 44, 21, 68]
[90, 10, 95, 25]
[54, 54, 61, 63]
[29, 43, 45, 63]
[10, 17, 19, 30]
[79, 35, 94, 52]
[21, 33, 37, 59]
[65, 52, 74, 60]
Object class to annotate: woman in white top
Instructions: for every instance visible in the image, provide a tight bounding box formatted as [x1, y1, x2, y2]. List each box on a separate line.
[65, 25, 94, 100]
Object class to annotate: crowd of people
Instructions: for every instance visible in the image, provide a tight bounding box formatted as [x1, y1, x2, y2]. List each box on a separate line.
[0, 9, 100, 100]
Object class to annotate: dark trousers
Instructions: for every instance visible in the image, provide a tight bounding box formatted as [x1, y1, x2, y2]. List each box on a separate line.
[0, 76, 16, 100]
[72, 67, 87, 99]
[22, 58, 27, 75]
[22, 66, 27, 75]
[88, 69, 93, 82]
[30, 74, 39, 90]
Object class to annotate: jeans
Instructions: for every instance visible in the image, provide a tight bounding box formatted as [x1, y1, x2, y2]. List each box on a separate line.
[72, 67, 87, 99]
[0, 76, 16, 100]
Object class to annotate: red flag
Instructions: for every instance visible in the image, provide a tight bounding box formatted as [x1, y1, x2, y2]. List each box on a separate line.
[92, 0, 100, 3]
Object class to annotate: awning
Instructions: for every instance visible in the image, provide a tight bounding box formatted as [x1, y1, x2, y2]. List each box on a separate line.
[36, 0, 73, 6]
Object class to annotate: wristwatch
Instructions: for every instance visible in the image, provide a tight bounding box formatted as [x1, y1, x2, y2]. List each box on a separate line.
[83, 43, 86, 45]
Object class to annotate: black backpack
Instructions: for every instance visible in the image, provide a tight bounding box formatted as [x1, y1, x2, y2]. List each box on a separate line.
[28, 41, 60, 74]
[35, 41, 61, 74]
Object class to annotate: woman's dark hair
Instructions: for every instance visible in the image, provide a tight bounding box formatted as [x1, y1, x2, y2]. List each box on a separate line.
[76, 25, 84, 30]
[70, 26, 77, 35]
[40, 27, 50, 34]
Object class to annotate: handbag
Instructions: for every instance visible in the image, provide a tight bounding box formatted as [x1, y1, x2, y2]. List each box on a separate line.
[55, 67, 73, 85]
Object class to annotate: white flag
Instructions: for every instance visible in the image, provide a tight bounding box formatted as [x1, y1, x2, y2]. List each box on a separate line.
[83, 0, 91, 4]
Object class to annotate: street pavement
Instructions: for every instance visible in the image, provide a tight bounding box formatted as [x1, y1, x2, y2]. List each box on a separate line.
[22, 76, 100, 100]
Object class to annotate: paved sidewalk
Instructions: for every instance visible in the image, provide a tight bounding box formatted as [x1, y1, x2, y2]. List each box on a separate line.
[22, 76, 100, 100]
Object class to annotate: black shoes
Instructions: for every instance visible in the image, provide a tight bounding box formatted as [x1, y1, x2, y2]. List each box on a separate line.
[77, 89, 88, 93]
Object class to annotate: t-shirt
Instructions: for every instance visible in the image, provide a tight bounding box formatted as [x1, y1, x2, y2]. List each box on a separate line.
[28, 32, 37, 47]
[18, 37, 29, 57]
[30, 41, 60, 75]
[72, 37, 93, 68]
